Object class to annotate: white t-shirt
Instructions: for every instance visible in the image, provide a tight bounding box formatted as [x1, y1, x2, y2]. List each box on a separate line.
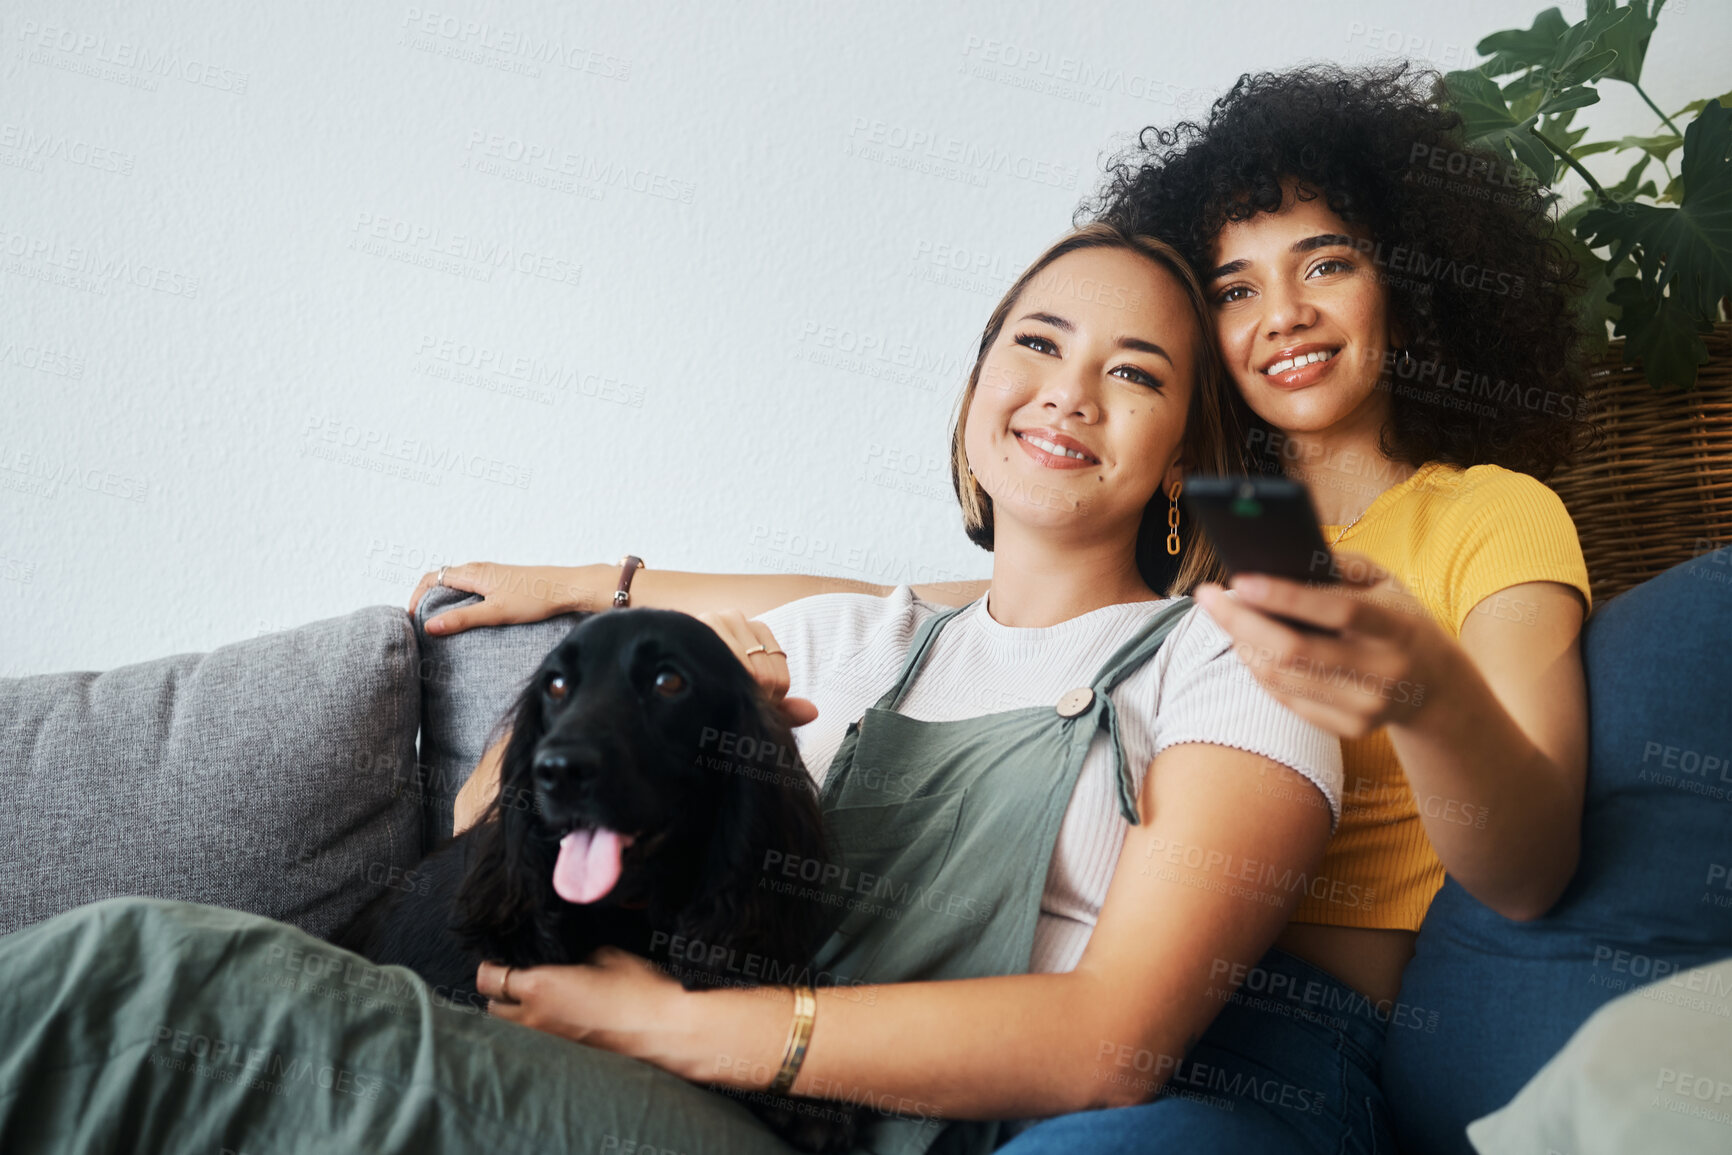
[755, 586, 1343, 974]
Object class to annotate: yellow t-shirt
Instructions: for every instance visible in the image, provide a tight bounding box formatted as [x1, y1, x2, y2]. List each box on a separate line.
[1294, 461, 1592, 930]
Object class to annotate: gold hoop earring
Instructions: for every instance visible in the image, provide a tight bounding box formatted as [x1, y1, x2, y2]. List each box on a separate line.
[1166, 479, 1182, 556]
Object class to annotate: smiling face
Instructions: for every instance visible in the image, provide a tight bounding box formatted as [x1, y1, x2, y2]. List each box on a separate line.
[1205, 182, 1397, 437]
[961, 244, 1197, 543]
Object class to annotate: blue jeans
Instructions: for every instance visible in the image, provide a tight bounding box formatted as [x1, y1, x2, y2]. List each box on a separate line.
[996, 948, 1394, 1155]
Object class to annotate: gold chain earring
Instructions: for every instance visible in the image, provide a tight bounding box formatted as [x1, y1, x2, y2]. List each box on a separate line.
[1166, 479, 1182, 556]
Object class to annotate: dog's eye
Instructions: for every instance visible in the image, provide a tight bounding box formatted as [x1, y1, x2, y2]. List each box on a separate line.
[653, 670, 686, 697]
[545, 674, 569, 702]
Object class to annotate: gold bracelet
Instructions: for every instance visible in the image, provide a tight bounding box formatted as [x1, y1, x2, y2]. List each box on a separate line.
[768, 985, 817, 1095]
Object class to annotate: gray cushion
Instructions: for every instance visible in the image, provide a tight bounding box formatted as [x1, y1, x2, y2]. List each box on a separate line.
[411, 584, 580, 846]
[1467, 956, 1732, 1155]
[0, 606, 423, 940]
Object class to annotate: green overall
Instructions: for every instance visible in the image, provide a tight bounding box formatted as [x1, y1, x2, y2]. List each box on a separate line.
[0, 597, 1193, 1155]
[807, 597, 1194, 1155]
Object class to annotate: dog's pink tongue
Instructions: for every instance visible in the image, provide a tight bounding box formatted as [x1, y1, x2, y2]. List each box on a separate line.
[552, 828, 631, 904]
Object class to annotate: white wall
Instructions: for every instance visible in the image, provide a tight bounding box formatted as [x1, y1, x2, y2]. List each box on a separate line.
[4, 0, 1727, 673]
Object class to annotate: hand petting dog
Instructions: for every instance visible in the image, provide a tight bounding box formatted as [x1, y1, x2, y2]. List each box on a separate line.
[478, 947, 790, 1091]
[692, 607, 819, 728]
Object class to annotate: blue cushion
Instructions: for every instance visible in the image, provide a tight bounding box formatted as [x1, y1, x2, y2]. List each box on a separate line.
[1380, 546, 1732, 1155]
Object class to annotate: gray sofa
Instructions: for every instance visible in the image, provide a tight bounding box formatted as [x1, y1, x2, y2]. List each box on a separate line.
[4, 560, 1729, 1155]
[0, 584, 574, 940]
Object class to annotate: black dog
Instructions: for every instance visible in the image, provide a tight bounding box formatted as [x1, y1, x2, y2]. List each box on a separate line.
[335, 607, 861, 1152]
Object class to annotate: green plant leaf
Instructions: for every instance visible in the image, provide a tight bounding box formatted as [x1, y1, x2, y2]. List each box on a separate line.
[1574, 141, 1623, 157]
[1477, 8, 1572, 76]
[1596, 0, 1661, 86]
[1451, 71, 1527, 171]
[1608, 154, 1654, 200]
[1516, 130, 1562, 184]
[1680, 98, 1730, 190]
[1577, 100, 1732, 316]
[1557, 191, 1645, 360]
[1611, 132, 1684, 160]
[1675, 89, 1732, 118]
[1542, 114, 1591, 154]
[1555, 227, 1617, 358]
[1607, 277, 1711, 389]
[1539, 85, 1602, 116]
[1552, 48, 1619, 89]
[1547, 6, 1632, 87]
[1506, 72, 1547, 122]
[1447, 69, 1558, 184]
[1448, 70, 1516, 136]
[1559, 197, 1594, 233]
[1466, 5, 1631, 189]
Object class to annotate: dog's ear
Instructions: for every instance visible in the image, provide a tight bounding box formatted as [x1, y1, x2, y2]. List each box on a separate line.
[675, 689, 833, 975]
[452, 670, 553, 952]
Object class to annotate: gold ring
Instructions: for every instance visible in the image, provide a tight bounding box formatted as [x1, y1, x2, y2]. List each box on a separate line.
[766, 648, 786, 657]
[500, 966, 518, 1004]
[437, 565, 448, 586]
[743, 644, 768, 657]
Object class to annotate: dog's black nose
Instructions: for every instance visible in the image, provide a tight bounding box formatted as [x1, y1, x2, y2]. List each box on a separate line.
[532, 750, 570, 792]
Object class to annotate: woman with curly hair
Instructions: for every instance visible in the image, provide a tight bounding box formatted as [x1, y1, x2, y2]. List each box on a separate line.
[411, 62, 1593, 1155]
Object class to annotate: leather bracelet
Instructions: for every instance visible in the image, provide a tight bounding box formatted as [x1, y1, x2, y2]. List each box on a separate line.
[768, 985, 817, 1095]
[612, 555, 645, 608]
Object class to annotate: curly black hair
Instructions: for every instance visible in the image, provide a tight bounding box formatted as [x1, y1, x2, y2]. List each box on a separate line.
[1080, 61, 1591, 480]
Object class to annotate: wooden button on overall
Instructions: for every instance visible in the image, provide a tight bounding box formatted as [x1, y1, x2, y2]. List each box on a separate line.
[1055, 687, 1094, 717]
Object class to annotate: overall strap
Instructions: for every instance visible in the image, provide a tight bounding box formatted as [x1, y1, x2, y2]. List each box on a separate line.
[1090, 598, 1195, 693]
[875, 601, 977, 713]
[1081, 598, 1195, 825]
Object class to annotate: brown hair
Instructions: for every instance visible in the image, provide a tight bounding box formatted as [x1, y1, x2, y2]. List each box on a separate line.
[948, 222, 1236, 595]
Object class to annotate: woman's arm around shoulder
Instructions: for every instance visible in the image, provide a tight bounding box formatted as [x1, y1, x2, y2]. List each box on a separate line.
[409, 561, 987, 635]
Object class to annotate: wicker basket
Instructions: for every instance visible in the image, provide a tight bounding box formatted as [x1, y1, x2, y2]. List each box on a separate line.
[1549, 320, 1732, 607]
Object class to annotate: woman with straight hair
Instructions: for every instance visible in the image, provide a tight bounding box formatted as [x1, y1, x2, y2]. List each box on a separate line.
[0, 226, 1344, 1155]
